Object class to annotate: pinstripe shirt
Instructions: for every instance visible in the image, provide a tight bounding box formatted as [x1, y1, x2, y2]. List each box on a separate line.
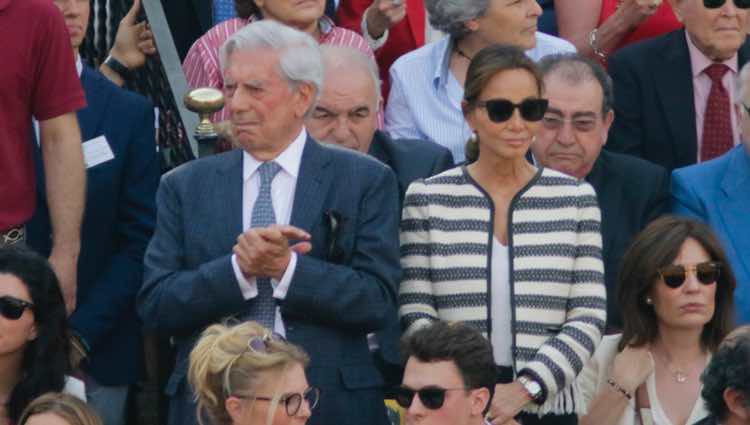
[182, 15, 380, 125]
[399, 166, 606, 415]
[384, 33, 575, 163]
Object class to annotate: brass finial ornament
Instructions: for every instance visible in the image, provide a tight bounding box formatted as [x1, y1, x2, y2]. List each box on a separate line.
[184, 87, 224, 141]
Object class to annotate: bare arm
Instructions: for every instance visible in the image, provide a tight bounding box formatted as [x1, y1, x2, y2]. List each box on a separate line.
[39, 112, 86, 315]
[556, 0, 657, 60]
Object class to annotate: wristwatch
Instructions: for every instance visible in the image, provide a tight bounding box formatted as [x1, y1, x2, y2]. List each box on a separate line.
[104, 55, 132, 79]
[518, 375, 543, 403]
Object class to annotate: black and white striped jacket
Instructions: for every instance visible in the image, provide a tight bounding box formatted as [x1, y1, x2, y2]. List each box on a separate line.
[399, 166, 607, 415]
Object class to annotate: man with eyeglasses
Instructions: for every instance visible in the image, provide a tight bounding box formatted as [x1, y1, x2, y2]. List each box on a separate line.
[531, 53, 670, 330]
[607, 0, 750, 171]
[671, 61, 750, 324]
[398, 321, 497, 425]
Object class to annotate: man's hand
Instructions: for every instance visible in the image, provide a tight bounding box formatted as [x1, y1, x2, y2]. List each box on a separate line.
[488, 381, 532, 425]
[233, 225, 311, 281]
[109, 0, 156, 70]
[49, 250, 78, 315]
[365, 0, 407, 39]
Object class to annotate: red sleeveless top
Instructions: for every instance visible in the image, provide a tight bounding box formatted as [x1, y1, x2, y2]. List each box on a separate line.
[598, 0, 683, 51]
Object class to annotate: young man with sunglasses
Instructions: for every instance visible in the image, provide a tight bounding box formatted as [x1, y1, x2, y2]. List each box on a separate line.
[398, 321, 496, 425]
[607, 0, 750, 171]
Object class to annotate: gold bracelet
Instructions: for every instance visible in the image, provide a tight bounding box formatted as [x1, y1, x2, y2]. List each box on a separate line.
[588, 28, 608, 62]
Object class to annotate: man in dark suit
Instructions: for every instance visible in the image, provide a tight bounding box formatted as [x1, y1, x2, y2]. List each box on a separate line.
[533, 53, 669, 329]
[306, 45, 454, 204]
[607, 1, 750, 171]
[26, 1, 159, 425]
[137, 20, 400, 425]
[305, 45, 452, 394]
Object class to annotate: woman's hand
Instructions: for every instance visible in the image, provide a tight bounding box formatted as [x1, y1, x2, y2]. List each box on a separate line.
[611, 345, 654, 394]
[487, 381, 532, 425]
[616, 0, 661, 29]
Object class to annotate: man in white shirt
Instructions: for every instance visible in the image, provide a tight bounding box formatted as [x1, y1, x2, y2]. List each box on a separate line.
[138, 20, 401, 425]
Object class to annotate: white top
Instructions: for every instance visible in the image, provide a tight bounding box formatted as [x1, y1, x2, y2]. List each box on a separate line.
[577, 335, 710, 425]
[230, 127, 307, 336]
[63, 376, 86, 401]
[490, 238, 512, 366]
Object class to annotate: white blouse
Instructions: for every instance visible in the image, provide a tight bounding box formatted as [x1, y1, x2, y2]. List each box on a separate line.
[577, 335, 709, 425]
[490, 238, 512, 366]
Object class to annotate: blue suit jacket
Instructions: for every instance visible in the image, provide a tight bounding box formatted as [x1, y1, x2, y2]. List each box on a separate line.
[137, 138, 400, 425]
[672, 145, 750, 323]
[26, 66, 159, 385]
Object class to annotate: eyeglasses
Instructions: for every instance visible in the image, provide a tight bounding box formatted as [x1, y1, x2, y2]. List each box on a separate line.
[703, 0, 750, 9]
[394, 386, 468, 410]
[541, 115, 599, 132]
[247, 387, 320, 417]
[658, 261, 722, 288]
[474, 98, 548, 123]
[0, 296, 33, 320]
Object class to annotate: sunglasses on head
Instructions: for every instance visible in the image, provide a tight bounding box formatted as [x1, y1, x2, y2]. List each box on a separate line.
[394, 386, 468, 410]
[0, 296, 33, 320]
[704, 0, 750, 8]
[474, 98, 548, 123]
[658, 261, 722, 288]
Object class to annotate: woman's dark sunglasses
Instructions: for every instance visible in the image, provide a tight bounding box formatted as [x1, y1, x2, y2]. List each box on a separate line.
[704, 0, 750, 9]
[658, 261, 722, 288]
[250, 387, 320, 417]
[394, 386, 467, 410]
[475, 98, 548, 123]
[0, 296, 33, 320]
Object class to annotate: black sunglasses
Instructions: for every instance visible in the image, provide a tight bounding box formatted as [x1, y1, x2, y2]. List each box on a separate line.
[394, 386, 468, 410]
[704, 0, 750, 8]
[475, 98, 548, 123]
[0, 296, 33, 320]
[658, 261, 722, 288]
[250, 387, 320, 417]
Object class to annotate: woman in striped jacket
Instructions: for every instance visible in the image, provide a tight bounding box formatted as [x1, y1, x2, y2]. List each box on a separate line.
[398, 45, 607, 425]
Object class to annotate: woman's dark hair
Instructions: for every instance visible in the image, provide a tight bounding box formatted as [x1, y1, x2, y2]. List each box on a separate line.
[462, 44, 544, 163]
[0, 247, 70, 423]
[701, 326, 750, 421]
[617, 216, 736, 352]
[234, 0, 260, 19]
[401, 321, 496, 413]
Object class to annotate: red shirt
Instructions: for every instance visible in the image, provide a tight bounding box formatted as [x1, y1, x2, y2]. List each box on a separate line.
[0, 0, 86, 231]
[599, 0, 683, 51]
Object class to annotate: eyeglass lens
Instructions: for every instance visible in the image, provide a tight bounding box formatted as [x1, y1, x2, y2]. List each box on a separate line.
[0, 296, 31, 320]
[483, 98, 549, 123]
[660, 262, 721, 288]
[703, 0, 750, 9]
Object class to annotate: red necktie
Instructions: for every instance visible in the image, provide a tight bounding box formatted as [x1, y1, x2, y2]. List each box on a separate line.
[701, 64, 734, 162]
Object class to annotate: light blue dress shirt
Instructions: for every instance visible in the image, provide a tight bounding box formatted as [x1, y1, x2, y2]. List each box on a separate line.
[385, 33, 575, 163]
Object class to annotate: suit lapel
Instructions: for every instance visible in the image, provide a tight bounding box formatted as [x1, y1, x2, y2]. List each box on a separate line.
[654, 30, 697, 166]
[290, 137, 332, 233]
[717, 147, 750, 279]
[215, 150, 244, 250]
[586, 155, 621, 257]
[78, 67, 111, 141]
[193, 0, 212, 32]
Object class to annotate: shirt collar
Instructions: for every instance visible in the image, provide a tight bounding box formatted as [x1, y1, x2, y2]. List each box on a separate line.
[686, 30, 738, 77]
[242, 127, 307, 182]
[432, 36, 454, 90]
[76, 54, 83, 78]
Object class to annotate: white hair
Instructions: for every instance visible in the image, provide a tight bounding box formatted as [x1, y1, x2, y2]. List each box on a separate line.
[219, 20, 324, 110]
[320, 46, 381, 102]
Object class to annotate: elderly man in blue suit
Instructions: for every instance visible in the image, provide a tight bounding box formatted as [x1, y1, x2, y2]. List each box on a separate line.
[672, 62, 750, 324]
[137, 20, 400, 425]
[25, 1, 159, 425]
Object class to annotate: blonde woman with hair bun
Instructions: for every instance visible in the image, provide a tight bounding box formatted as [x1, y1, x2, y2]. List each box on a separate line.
[188, 321, 319, 425]
[18, 393, 102, 425]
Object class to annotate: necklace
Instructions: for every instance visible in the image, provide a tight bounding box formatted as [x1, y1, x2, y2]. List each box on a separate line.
[654, 349, 692, 384]
[455, 46, 473, 61]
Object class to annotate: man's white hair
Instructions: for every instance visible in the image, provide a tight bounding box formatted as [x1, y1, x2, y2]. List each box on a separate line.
[219, 20, 324, 109]
[320, 45, 382, 102]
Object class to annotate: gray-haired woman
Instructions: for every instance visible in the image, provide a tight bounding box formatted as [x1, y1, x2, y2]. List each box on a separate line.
[384, 0, 575, 163]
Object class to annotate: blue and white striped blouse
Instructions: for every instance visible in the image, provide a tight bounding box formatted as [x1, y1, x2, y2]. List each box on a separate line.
[384, 33, 575, 163]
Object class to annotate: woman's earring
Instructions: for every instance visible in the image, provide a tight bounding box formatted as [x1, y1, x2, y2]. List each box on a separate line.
[645, 297, 653, 305]
[469, 131, 478, 144]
